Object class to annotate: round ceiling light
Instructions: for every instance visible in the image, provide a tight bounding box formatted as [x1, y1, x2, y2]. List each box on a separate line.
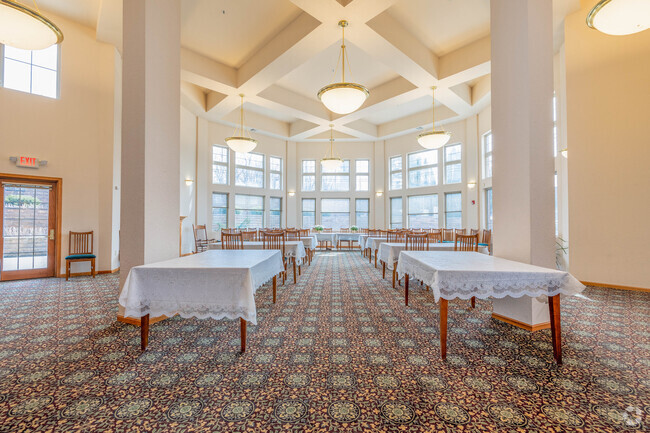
[320, 124, 343, 171]
[225, 95, 258, 154]
[587, 0, 650, 36]
[0, 0, 63, 50]
[417, 86, 451, 149]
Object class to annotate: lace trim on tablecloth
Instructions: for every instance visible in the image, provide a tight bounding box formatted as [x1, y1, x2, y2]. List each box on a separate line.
[122, 304, 257, 324]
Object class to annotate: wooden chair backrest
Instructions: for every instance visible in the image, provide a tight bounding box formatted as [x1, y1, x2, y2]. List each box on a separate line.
[286, 229, 300, 240]
[299, 229, 310, 238]
[482, 229, 491, 246]
[368, 229, 381, 236]
[69, 231, 93, 255]
[387, 231, 405, 242]
[455, 228, 467, 236]
[406, 233, 429, 251]
[323, 228, 333, 233]
[263, 231, 286, 256]
[221, 232, 244, 250]
[241, 230, 257, 241]
[193, 224, 209, 241]
[427, 231, 442, 243]
[222, 228, 240, 234]
[340, 228, 350, 233]
[442, 228, 454, 242]
[455, 233, 479, 252]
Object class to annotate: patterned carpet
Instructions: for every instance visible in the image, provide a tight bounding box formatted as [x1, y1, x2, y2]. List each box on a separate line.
[0, 251, 648, 432]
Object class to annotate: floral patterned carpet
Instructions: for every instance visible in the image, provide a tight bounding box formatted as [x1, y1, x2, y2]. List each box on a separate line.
[0, 251, 648, 432]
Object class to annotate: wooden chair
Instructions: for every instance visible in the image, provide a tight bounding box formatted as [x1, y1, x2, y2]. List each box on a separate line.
[391, 232, 430, 288]
[387, 231, 405, 242]
[455, 233, 479, 308]
[242, 229, 257, 241]
[66, 231, 95, 281]
[470, 228, 480, 237]
[428, 230, 442, 243]
[482, 229, 492, 253]
[263, 231, 291, 286]
[442, 228, 454, 242]
[193, 224, 217, 253]
[455, 228, 467, 237]
[222, 228, 240, 234]
[323, 228, 333, 233]
[221, 232, 244, 250]
[286, 229, 300, 241]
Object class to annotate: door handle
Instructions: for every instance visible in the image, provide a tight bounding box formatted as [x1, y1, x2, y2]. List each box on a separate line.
[49, 229, 55, 240]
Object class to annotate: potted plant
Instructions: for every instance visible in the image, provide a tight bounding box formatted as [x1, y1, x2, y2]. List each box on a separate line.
[350, 226, 359, 232]
[314, 225, 324, 232]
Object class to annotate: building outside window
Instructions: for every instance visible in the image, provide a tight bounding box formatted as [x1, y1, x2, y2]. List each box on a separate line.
[389, 156, 402, 190]
[321, 160, 350, 192]
[321, 198, 350, 229]
[270, 197, 282, 228]
[485, 188, 493, 230]
[302, 198, 316, 229]
[234, 194, 264, 228]
[269, 156, 282, 190]
[390, 197, 403, 229]
[445, 192, 462, 229]
[2, 45, 59, 98]
[444, 143, 462, 184]
[408, 149, 438, 188]
[408, 194, 438, 229]
[211, 192, 228, 231]
[235, 152, 264, 188]
[355, 159, 369, 191]
[482, 132, 493, 179]
[302, 160, 315, 192]
[355, 198, 369, 228]
[212, 145, 229, 184]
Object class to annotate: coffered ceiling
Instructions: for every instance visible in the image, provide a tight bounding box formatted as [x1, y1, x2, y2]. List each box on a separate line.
[38, 0, 581, 142]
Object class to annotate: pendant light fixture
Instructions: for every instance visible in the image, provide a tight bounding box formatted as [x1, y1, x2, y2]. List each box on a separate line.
[0, 0, 63, 50]
[320, 124, 343, 171]
[587, 0, 649, 35]
[417, 86, 451, 149]
[225, 94, 257, 154]
[317, 20, 369, 115]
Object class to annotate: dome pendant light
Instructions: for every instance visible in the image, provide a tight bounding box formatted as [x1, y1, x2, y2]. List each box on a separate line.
[0, 0, 63, 50]
[320, 124, 343, 171]
[587, 0, 649, 36]
[225, 94, 258, 154]
[317, 20, 369, 115]
[417, 86, 451, 149]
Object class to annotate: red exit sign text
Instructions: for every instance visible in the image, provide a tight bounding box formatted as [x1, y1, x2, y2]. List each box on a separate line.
[17, 157, 38, 168]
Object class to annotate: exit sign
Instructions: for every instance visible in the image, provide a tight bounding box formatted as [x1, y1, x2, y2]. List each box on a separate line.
[17, 156, 38, 168]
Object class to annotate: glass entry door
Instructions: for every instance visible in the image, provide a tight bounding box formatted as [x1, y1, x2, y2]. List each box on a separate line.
[1, 181, 56, 280]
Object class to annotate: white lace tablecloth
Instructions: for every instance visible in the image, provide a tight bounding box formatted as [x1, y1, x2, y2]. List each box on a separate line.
[367, 237, 387, 253]
[395, 251, 585, 303]
[380, 243, 489, 270]
[119, 250, 285, 325]
[300, 236, 318, 251]
[208, 241, 307, 265]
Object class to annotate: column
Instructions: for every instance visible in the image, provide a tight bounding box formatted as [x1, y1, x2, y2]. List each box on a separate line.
[490, 0, 555, 329]
[118, 0, 181, 321]
[286, 141, 298, 227]
[373, 140, 386, 229]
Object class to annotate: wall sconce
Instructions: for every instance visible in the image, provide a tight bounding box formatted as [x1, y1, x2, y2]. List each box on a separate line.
[376, 191, 383, 197]
[185, 178, 194, 185]
[288, 191, 296, 197]
[560, 148, 567, 159]
[467, 181, 477, 189]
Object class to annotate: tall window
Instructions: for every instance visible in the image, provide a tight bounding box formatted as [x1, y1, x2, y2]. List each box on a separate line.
[554, 172, 558, 236]
[389, 156, 402, 190]
[235, 152, 264, 188]
[212, 145, 229, 184]
[355, 199, 369, 228]
[2, 45, 58, 98]
[444, 143, 462, 184]
[211, 193, 228, 231]
[302, 160, 315, 191]
[408, 194, 438, 229]
[270, 197, 282, 229]
[269, 156, 282, 190]
[390, 197, 403, 229]
[485, 188, 493, 230]
[553, 94, 558, 157]
[302, 198, 316, 229]
[355, 159, 369, 191]
[445, 192, 462, 229]
[321, 199, 350, 229]
[234, 194, 264, 228]
[321, 160, 350, 192]
[482, 132, 493, 179]
[408, 149, 438, 188]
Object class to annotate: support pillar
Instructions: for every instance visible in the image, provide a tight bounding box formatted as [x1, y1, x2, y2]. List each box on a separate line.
[490, 0, 556, 330]
[118, 0, 181, 321]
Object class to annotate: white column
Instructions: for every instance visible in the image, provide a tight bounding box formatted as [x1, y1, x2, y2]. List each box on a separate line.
[373, 140, 386, 229]
[490, 0, 555, 329]
[286, 141, 298, 227]
[119, 0, 181, 317]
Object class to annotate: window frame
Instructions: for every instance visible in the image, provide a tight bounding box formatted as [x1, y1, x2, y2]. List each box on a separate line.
[389, 155, 403, 191]
[390, 196, 403, 229]
[355, 198, 369, 229]
[234, 193, 265, 228]
[444, 192, 462, 229]
[407, 193, 438, 229]
[407, 149, 439, 189]
[485, 187, 493, 231]
[1, 43, 61, 99]
[355, 159, 369, 192]
[211, 192, 229, 231]
[320, 198, 350, 229]
[482, 131, 493, 179]
[212, 145, 229, 185]
[443, 142, 462, 185]
[269, 196, 282, 229]
[301, 159, 316, 192]
[269, 156, 283, 190]
[235, 152, 265, 189]
[320, 160, 350, 192]
[301, 198, 316, 229]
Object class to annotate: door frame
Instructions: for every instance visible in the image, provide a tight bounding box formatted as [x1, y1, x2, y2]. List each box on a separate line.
[0, 173, 63, 280]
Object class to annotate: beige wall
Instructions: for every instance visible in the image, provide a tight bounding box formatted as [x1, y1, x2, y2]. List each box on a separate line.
[0, 14, 118, 275]
[565, 6, 650, 288]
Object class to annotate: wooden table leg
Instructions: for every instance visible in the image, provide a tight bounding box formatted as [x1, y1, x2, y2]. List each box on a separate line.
[240, 318, 247, 353]
[273, 275, 277, 303]
[382, 262, 386, 279]
[374, 250, 378, 268]
[292, 258, 297, 284]
[548, 294, 562, 364]
[405, 274, 409, 306]
[470, 296, 476, 308]
[392, 268, 396, 288]
[140, 314, 150, 351]
[440, 299, 448, 360]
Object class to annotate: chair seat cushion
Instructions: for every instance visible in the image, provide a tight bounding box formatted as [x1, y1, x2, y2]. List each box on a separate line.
[66, 254, 96, 260]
